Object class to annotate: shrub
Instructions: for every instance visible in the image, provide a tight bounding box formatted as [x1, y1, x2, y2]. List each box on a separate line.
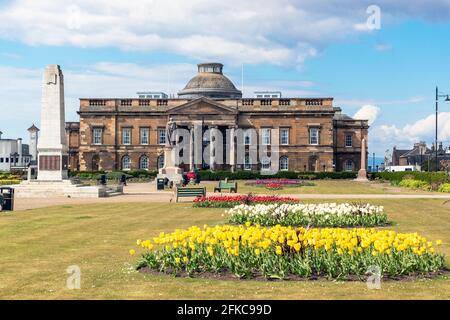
[438, 183, 450, 193]
[134, 225, 445, 279]
[398, 179, 431, 190]
[0, 179, 21, 186]
[372, 172, 448, 184]
[198, 170, 357, 181]
[226, 203, 388, 227]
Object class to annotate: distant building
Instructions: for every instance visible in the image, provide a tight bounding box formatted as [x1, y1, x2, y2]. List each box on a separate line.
[136, 92, 168, 99]
[390, 141, 450, 171]
[254, 91, 282, 98]
[0, 127, 37, 172]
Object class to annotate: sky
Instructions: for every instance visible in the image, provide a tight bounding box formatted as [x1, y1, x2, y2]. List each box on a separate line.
[1, 0, 450, 157]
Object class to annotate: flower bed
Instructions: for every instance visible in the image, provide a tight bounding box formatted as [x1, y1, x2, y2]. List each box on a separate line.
[0, 179, 21, 186]
[134, 225, 445, 279]
[192, 195, 299, 208]
[245, 178, 314, 188]
[225, 203, 388, 227]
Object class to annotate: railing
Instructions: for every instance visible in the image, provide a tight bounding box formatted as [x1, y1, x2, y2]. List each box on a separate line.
[157, 99, 168, 106]
[89, 100, 106, 106]
[120, 99, 132, 106]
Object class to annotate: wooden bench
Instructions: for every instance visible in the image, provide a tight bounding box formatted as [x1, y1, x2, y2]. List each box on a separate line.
[175, 186, 206, 202]
[214, 180, 237, 193]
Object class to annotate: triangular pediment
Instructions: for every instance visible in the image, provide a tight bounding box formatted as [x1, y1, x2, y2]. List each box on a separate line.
[167, 97, 238, 115]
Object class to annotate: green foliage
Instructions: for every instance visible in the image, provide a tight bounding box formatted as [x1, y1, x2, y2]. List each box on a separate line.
[198, 170, 357, 181]
[69, 170, 158, 180]
[398, 179, 431, 190]
[372, 171, 448, 184]
[438, 183, 450, 193]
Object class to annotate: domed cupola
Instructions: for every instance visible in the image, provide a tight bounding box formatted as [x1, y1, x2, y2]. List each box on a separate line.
[178, 63, 242, 99]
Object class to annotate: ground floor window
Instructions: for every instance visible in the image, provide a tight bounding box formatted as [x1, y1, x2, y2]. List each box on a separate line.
[345, 159, 353, 171]
[261, 157, 271, 170]
[280, 156, 289, 171]
[139, 155, 149, 170]
[157, 155, 164, 169]
[244, 154, 251, 170]
[122, 155, 131, 170]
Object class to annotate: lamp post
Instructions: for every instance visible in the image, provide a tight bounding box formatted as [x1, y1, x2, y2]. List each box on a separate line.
[435, 87, 450, 172]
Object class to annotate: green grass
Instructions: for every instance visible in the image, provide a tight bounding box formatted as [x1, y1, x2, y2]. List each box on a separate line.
[201, 180, 425, 195]
[0, 199, 449, 299]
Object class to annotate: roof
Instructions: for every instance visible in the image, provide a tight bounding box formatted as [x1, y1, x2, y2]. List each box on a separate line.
[27, 124, 40, 132]
[178, 62, 242, 99]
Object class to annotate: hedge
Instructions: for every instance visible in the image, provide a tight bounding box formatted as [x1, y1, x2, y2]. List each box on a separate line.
[69, 170, 158, 180]
[371, 171, 449, 183]
[198, 170, 357, 181]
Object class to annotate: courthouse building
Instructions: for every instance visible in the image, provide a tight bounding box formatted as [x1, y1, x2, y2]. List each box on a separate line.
[66, 63, 369, 172]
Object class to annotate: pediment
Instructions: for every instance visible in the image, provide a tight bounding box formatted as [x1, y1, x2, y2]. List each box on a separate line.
[167, 97, 238, 115]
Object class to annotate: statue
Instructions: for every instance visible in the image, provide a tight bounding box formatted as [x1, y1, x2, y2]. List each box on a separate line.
[166, 117, 177, 146]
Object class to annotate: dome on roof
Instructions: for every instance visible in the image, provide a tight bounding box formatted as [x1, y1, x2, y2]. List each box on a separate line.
[178, 63, 242, 99]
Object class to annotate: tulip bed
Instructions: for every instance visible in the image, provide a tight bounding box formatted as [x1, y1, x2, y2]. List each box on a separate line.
[192, 195, 299, 208]
[226, 203, 388, 227]
[135, 225, 445, 279]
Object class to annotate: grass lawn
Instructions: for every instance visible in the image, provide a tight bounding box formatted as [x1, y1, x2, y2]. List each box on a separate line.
[201, 180, 427, 195]
[0, 199, 449, 299]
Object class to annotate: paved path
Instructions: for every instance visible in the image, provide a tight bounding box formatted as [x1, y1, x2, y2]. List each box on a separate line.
[9, 181, 450, 211]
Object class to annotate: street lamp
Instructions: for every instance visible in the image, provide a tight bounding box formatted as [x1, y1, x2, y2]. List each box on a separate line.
[435, 87, 450, 172]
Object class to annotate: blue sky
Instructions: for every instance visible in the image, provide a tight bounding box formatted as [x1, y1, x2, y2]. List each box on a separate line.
[1, 0, 450, 157]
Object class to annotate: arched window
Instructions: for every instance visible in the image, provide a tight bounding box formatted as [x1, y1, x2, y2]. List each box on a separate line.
[345, 159, 353, 172]
[280, 156, 289, 171]
[139, 155, 149, 170]
[261, 157, 271, 171]
[157, 155, 165, 169]
[122, 155, 131, 170]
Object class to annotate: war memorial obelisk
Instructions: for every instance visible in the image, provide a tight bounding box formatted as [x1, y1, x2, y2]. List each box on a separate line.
[14, 65, 121, 198]
[37, 65, 69, 181]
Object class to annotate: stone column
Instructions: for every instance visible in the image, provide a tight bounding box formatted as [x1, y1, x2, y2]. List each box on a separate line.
[356, 138, 368, 181]
[189, 126, 194, 171]
[229, 126, 236, 172]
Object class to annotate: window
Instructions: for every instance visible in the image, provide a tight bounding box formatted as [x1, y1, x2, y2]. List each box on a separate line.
[244, 129, 251, 145]
[122, 128, 131, 145]
[280, 128, 289, 145]
[92, 128, 103, 145]
[5, 158, 9, 163]
[280, 156, 289, 171]
[309, 128, 319, 145]
[157, 155, 165, 169]
[0, 158, 3, 163]
[140, 128, 149, 145]
[158, 128, 166, 145]
[261, 157, 271, 170]
[262, 128, 271, 145]
[345, 134, 353, 147]
[122, 155, 131, 170]
[139, 155, 149, 169]
[244, 153, 251, 170]
[345, 160, 353, 172]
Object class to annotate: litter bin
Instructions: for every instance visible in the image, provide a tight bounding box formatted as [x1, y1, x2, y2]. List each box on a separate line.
[156, 178, 165, 191]
[0, 187, 14, 211]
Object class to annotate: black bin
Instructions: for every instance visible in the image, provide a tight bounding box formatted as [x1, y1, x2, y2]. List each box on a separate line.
[0, 187, 14, 211]
[156, 178, 165, 190]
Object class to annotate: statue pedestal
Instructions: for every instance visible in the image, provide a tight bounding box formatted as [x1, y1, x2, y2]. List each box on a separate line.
[157, 146, 183, 184]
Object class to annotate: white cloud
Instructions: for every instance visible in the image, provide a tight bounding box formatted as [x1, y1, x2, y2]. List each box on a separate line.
[372, 112, 450, 146]
[1, 0, 449, 66]
[353, 105, 380, 125]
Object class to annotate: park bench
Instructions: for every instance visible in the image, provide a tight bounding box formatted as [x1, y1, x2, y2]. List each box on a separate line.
[214, 180, 237, 193]
[175, 186, 206, 202]
[0, 194, 3, 211]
